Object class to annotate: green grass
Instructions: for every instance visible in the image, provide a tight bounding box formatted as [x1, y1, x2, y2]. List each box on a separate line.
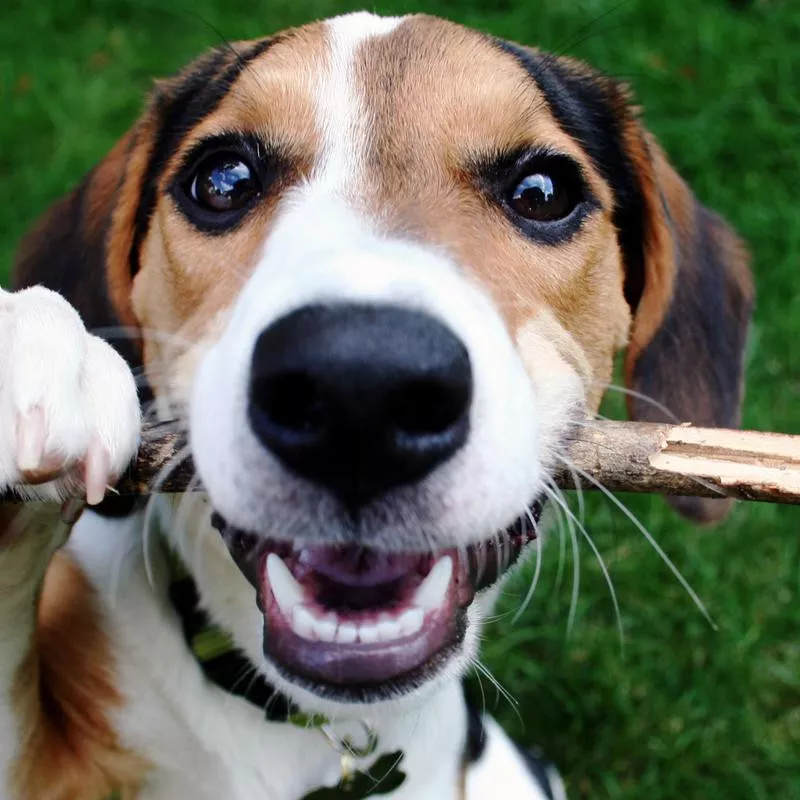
[2, 0, 799, 797]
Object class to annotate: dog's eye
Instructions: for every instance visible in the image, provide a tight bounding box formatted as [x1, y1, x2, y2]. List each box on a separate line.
[509, 172, 575, 222]
[188, 154, 261, 212]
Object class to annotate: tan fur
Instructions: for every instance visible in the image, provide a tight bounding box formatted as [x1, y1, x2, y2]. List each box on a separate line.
[353, 17, 628, 411]
[104, 121, 160, 339]
[130, 26, 327, 401]
[622, 131, 688, 373]
[11, 552, 148, 800]
[624, 131, 753, 376]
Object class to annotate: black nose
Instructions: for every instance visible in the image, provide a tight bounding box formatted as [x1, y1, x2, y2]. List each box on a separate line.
[248, 304, 472, 509]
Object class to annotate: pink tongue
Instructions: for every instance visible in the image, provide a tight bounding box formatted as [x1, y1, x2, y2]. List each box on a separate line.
[294, 544, 427, 588]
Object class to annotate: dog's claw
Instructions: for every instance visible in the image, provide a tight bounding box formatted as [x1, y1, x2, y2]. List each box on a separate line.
[85, 438, 111, 506]
[16, 407, 46, 473]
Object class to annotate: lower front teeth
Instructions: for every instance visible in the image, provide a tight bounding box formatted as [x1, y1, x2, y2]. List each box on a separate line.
[266, 554, 453, 645]
[336, 623, 358, 644]
[288, 606, 426, 644]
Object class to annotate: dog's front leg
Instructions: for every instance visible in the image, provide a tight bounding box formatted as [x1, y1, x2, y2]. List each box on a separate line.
[464, 714, 567, 800]
[0, 286, 140, 796]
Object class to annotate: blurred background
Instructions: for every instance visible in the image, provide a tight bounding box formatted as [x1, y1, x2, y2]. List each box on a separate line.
[1, 0, 799, 796]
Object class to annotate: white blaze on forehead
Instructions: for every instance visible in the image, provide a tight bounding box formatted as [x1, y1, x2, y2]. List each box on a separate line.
[316, 12, 404, 190]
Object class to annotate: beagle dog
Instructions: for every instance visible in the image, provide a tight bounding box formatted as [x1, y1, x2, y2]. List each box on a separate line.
[0, 11, 753, 800]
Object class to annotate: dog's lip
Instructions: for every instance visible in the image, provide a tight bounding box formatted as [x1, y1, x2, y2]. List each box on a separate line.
[212, 501, 542, 689]
[260, 548, 461, 686]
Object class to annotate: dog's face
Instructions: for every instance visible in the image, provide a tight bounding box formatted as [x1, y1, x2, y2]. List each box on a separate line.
[15, 13, 753, 710]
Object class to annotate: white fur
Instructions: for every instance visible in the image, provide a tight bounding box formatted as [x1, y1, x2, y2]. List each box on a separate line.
[315, 12, 403, 190]
[0, 286, 140, 501]
[467, 716, 566, 800]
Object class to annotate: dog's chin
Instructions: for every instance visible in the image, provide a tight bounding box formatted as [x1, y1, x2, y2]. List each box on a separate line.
[210, 502, 542, 703]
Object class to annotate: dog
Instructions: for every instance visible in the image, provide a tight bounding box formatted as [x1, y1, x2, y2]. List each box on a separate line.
[0, 11, 753, 799]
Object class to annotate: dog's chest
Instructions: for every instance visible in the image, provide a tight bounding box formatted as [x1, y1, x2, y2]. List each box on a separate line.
[66, 509, 467, 800]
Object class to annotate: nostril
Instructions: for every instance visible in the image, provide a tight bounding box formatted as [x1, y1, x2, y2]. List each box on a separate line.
[388, 378, 470, 440]
[247, 303, 473, 507]
[251, 373, 327, 442]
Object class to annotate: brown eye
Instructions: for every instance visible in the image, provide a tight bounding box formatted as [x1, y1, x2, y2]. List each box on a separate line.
[189, 154, 260, 212]
[509, 172, 575, 222]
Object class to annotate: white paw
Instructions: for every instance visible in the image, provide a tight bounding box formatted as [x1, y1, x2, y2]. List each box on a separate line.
[0, 286, 140, 504]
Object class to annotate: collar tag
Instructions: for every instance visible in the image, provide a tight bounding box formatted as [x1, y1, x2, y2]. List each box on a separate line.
[299, 750, 407, 799]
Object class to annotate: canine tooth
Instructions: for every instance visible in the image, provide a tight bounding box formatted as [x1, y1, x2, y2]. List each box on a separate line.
[315, 615, 338, 643]
[376, 618, 402, 642]
[292, 606, 317, 640]
[413, 556, 453, 613]
[358, 623, 381, 644]
[397, 608, 424, 637]
[336, 623, 358, 644]
[266, 554, 305, 617]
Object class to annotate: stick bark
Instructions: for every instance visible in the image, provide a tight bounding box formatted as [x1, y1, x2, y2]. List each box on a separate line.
[108, 420, 800, 506]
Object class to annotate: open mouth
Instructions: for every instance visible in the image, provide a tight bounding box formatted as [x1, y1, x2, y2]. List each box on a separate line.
[213, 503, 541, 695]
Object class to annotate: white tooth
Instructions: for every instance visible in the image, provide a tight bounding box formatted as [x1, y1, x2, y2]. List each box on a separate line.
[315, 614, 338, 643]
[376, 618, 402, 642]
[292, 606, 317, 640]
[358, 623, 381, 644]
[336, 622, 358, 644]
[398, 608, 424, 637]
[266, 554, 305, 618]
[413, 556, 453, 613]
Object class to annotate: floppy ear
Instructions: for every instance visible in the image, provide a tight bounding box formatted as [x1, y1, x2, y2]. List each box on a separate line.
[621, 125, 755, 523]
[12, 126, 152, 372]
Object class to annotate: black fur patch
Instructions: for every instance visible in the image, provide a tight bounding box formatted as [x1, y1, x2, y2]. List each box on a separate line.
[462, 683, 561, 799]
[493, 40, 647, 311]
[630, 201, 752, 428]
[12, 171, 143, 369]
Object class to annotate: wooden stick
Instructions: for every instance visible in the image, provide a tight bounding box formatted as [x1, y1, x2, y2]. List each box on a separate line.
[108, 420, 800, 506]
[549, 421, 800, 505]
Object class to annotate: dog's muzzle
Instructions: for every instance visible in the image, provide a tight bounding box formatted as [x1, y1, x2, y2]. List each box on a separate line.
[212, 303, 541, 694]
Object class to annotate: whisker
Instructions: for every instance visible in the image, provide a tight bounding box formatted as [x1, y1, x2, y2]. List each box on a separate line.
[140, 440, 195, 588]
[583, 379, 679, 422]
[229, 662, 258, 696]
[545, 0, 633, 60]
[473, 664, 487, 718]
[106, 513, 139, 608]
[555, 454, 717, 630]
[472, 659, 522, 727]
[511, 509, 543, 624]
[546, 482, 624, 651]
[552, 495, 569, 599]
[141, 496, 164, 590]
[562, 486, 582, 639]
